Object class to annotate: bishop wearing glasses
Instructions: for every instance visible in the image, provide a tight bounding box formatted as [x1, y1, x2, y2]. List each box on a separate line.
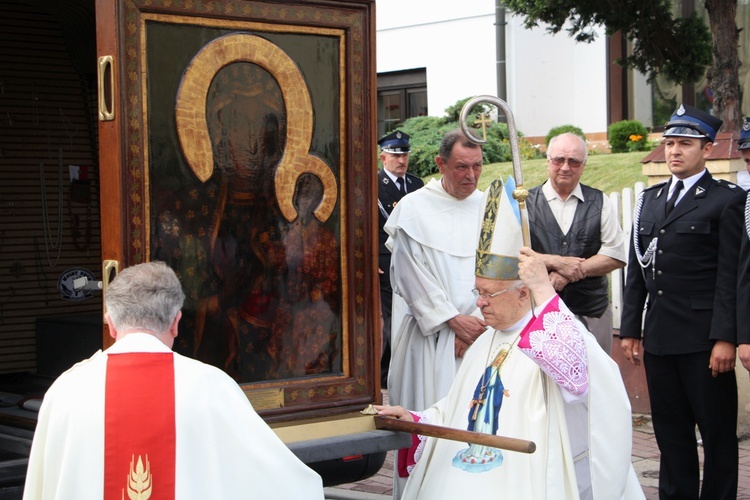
[375, 178, 643, 499]
[525, 132, 626, 354]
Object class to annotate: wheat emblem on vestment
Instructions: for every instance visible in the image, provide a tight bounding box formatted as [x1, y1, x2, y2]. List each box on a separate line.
[122, 454, 152, 500]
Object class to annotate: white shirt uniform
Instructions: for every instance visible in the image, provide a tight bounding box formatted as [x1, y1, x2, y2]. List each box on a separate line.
[401, 297, 643, 500]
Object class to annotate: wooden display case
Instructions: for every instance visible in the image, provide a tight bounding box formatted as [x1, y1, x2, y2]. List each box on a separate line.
[96, 0, 380, 422]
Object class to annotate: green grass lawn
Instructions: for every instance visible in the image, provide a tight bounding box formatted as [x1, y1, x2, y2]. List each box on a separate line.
[424, 151, 651, 195]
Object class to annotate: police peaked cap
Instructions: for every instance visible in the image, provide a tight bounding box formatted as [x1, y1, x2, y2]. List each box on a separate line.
[663, 104, 722, 143]
[378, 130, 411, 154]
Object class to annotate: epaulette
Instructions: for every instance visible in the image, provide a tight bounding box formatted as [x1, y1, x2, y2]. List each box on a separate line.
[713, 178, 741, 190]
[643, 181, 667, 192]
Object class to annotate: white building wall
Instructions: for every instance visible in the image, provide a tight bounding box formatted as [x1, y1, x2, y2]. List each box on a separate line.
[376, 0, 610, 139]
[377, 8, 497, 119]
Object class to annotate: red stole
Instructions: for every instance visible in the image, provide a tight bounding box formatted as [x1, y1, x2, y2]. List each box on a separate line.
[104, 353, 176, 499]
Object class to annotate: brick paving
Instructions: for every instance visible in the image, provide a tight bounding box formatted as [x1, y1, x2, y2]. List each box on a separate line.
[326, 413, 750, 499]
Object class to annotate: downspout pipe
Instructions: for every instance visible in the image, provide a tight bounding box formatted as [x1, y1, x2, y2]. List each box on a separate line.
[495, 0, 507, 118]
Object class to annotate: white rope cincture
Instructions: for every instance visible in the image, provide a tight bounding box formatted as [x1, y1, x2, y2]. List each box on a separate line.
[633, 191, 658, 274]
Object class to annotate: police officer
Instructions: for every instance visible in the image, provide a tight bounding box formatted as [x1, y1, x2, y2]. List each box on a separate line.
[620, 104, 745, 499]
[377, 130, 423, 386]
[739, 116, 750, 156]
[736, 118, 750, 371]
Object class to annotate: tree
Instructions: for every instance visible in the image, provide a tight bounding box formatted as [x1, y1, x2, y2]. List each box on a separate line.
[501, 0, 741, 132]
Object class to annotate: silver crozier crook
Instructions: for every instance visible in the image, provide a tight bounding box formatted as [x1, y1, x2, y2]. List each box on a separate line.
[459, 95, 532, 247]
[460, 96, 535, 309]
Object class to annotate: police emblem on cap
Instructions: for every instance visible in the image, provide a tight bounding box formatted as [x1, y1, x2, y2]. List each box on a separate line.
[743, 121, 750, 132]
[378, 130, 411, 154]
[664, 104, 723, 143]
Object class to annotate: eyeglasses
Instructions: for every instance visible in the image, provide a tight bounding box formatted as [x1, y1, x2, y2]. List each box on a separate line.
[472, 283, 523, 301]
[547, 156, 584, 168]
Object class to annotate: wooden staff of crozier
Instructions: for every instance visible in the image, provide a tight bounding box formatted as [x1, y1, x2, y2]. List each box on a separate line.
[374, 415, 536, 454]
[459, 95, 535, 309]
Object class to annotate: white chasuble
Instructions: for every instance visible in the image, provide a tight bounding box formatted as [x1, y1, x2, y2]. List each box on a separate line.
[23, 333, 324, 500]
[400, 297, 643, 500]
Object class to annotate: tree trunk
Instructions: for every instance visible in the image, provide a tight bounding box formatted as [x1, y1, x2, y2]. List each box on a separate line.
[705, 0, 740, 132]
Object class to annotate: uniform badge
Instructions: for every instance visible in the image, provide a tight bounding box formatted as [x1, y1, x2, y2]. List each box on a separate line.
[393, 201, 398, 208]
[676, 104, 686, 116]
[695, 186, 705, 196]
[382, 177, 389, 185]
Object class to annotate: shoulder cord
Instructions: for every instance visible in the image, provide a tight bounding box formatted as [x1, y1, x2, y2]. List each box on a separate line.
[632, 191, 658, 272]
[745, 191, 750, 240]
[377, 199, 389, 220]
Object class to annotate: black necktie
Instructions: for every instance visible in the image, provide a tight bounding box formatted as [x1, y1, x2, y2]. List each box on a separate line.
[665, 180, 684, 216]
[396, 177, 405, 193]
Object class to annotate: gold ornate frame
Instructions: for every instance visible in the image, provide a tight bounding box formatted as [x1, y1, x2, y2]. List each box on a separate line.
[111, 0, 376, 420]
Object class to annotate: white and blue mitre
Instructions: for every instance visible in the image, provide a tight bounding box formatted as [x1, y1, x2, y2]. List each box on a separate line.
[475, 176, 524, 280]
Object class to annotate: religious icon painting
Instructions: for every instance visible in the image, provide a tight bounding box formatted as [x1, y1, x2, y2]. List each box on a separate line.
[104, 0, 379, 420]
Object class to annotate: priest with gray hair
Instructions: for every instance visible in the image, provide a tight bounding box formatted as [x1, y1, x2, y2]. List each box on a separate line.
[23, 261, 323, 500]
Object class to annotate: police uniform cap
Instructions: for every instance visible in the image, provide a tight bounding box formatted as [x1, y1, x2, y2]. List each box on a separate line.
[739, 117, 750, 151]
[663, 104, 722, 143]
[378, 130, 411, 154]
